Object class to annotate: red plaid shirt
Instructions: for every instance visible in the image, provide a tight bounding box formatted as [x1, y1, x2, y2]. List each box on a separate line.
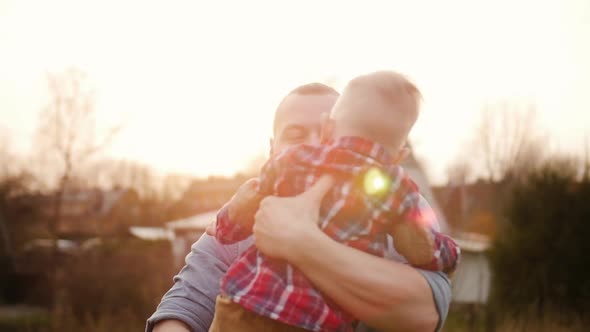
[216, 136, 460, 332]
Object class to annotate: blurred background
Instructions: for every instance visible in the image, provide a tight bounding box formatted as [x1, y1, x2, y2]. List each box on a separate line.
[0, 0, 589, 331]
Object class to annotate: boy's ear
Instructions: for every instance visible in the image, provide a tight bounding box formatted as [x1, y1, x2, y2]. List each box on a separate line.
[392, 146, 410, 164]
[320, 112, 334, 143]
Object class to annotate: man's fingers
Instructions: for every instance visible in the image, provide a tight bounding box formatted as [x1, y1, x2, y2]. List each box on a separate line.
[298, 175, 334, 203]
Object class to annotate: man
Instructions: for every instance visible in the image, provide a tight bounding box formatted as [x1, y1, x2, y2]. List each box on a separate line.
[147, 83, 452, 332]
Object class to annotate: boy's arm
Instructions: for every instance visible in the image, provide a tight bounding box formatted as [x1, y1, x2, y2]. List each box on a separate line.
[393, 194, 460, 274]
[387, 171, 460, 274]
[214, 178, 262, 244]
[215, 158, 278, 244]
[429, 231, 461, 275]
[215, 202, 253, 244]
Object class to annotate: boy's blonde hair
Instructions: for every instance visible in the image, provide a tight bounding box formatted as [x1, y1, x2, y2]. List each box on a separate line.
[330, 70, 422, 154]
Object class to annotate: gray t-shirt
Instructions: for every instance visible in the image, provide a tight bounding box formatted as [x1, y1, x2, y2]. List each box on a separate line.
[146, 235, 451, 332]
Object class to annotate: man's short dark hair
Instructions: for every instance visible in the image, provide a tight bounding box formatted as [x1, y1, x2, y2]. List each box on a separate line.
[273, 83, 339, 135]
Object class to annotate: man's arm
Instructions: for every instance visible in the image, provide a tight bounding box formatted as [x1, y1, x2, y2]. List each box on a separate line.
[146, 234, 251, 332]
[292, 229, 442, 332]
[253, 177, 452, 332]
[355, 270, 452, 332]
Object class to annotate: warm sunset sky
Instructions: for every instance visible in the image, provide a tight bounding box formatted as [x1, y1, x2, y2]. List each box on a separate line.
[1, 0, 589, 184]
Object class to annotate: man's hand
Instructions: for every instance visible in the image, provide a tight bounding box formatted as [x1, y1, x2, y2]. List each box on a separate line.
[253, 175, 333, 261]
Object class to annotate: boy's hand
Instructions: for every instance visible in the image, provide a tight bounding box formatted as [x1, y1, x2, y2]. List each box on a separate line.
[228, 178, 262, 226]
[392, 221, 435, 266]
[205, 178, 261, 237]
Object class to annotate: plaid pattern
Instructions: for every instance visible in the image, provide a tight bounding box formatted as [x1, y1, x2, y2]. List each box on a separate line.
[216, 136, 460, 332]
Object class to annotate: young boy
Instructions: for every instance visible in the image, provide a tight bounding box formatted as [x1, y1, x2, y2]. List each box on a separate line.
[211, 71, 460, 332]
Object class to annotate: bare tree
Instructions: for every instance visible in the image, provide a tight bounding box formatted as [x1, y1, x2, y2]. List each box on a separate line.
[0, 171, 36, 260]
[584, 136, 589, 180]
[37, 68, 119, 223]
[0, 134, 15, 258]
[35, 68, 119, 309]
[1, 133, 39, 265]
[0, 131, 16, 178]
[475, 101, 546, 182]
[162, 173, 192, 201]
[109, 160, 162, 199]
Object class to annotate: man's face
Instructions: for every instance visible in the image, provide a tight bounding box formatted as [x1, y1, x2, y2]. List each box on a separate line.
[271, 93, 338, 155]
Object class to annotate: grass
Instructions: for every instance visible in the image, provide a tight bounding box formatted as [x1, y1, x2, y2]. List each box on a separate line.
[442, 305, 587, 332]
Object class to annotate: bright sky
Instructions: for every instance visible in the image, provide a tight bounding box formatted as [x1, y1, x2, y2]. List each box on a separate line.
[1, 0, 589, 184]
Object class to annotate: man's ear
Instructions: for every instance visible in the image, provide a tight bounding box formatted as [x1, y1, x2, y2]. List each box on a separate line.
[392, 146, 410, 164]
[320, 113, 334, 143]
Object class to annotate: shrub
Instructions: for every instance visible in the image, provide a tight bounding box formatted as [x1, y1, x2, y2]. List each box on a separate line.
[488, 159, 590, 326]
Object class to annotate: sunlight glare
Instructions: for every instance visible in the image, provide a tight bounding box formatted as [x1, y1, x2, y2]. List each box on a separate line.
[363, 167, 390, 196]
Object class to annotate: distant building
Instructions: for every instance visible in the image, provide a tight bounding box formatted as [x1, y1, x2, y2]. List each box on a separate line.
[432, 181, 503, 237]
[451, 232, 491, 304]
[166, 211, 217, 267]
[433, 180, 502, 305]
[128, 211, 215, 267]
[26, 188, 141, 237]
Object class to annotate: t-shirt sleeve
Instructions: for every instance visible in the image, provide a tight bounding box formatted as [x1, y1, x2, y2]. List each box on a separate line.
[417, 270, 452, 332]
[145, 235, 243, 332]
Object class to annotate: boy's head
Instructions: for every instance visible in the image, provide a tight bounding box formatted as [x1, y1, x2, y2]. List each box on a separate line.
[324, 70, 422, 157]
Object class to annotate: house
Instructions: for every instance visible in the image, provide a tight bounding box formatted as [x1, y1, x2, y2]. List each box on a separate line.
[433, 181, 504, 306]
[451, 232, 491, 304]
[401, 154, 494, 305]
[166, 211, 217, 267]
[432, 181, 503, 237]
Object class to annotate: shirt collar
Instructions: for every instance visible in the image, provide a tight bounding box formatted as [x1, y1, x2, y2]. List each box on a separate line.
[328, 136, 394, 165]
